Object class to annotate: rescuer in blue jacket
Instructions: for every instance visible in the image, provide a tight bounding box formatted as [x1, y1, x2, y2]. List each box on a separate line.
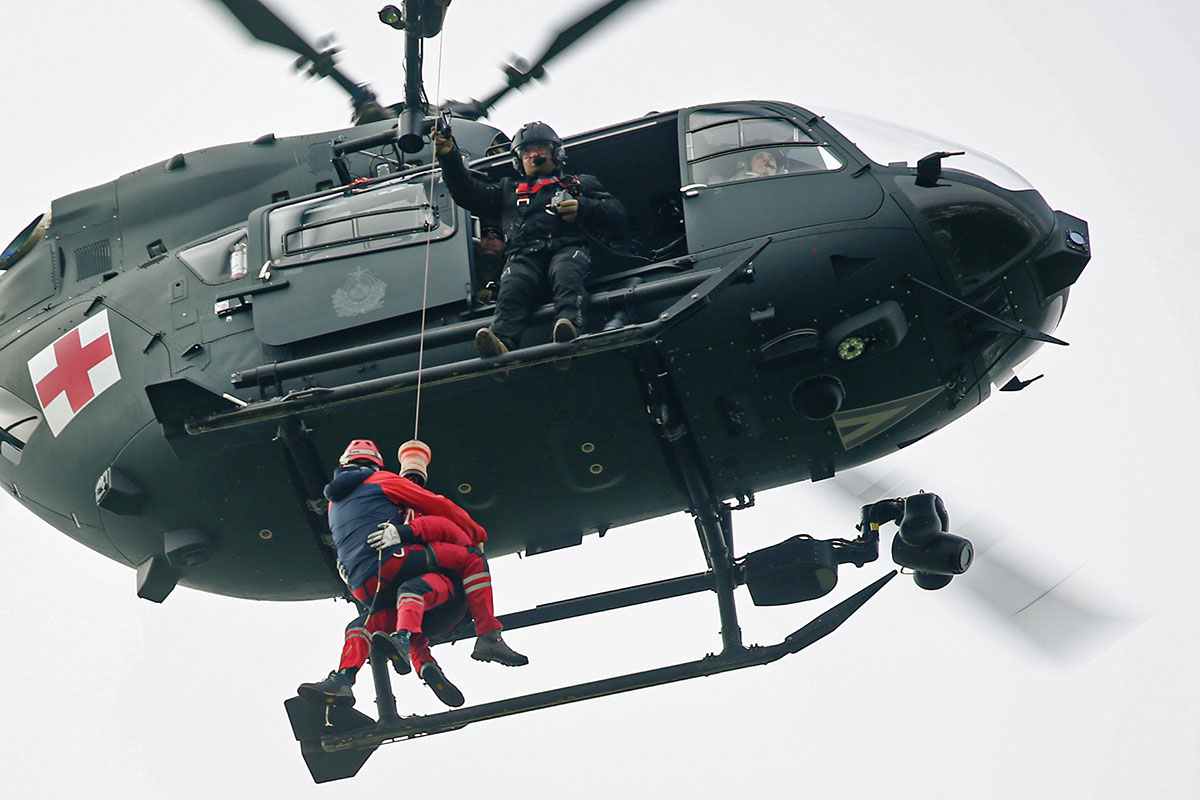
[298, 439, 526, 708]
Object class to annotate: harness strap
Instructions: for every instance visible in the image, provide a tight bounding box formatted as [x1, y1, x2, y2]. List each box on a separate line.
[515, 176, 562, 207]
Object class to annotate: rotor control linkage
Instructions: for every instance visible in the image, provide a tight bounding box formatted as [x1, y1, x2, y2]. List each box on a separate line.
[859, 493, 973, 590]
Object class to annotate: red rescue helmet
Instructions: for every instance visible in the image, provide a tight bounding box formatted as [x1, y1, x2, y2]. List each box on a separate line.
[339, 439, 384, 468]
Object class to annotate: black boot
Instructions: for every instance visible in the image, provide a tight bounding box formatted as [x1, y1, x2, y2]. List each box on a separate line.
[297, 670, 356, 707]
[371, 630, 412, 675]
[552, 318, 577, 343]
[419, 661, 465, 708]
[475, 327, 509, 357]
[471, 629, 529, 666]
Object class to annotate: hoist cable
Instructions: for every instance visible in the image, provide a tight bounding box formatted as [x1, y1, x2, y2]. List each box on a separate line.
[412, 29, 448, 442]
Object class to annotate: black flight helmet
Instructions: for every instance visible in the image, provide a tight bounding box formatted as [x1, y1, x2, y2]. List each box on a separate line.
[511, 121, 566, 173]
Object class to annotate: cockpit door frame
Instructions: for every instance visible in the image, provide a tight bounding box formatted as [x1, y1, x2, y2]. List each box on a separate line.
[677, 102, 883, 251]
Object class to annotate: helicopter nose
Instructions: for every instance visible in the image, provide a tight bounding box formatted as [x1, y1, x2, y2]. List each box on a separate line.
[893, 178, 1084, 301]
[1028, 211, 1090, 299]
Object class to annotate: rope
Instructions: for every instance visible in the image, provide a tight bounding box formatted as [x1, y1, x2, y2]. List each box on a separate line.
[412, 23, 448, 442]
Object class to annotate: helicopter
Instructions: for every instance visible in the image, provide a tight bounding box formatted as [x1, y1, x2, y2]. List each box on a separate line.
[0, 0, 1092, 782]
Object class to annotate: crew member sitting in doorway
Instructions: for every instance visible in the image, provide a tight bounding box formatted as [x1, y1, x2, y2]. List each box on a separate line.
[435, 121, 628, 356]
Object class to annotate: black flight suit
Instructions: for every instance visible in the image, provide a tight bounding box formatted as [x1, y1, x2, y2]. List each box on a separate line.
[437, 146, 627, 350]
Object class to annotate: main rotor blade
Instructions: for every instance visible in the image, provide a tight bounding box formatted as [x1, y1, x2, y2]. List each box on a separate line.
[954, 540, 1131, 663]
[461, 0, 653, 119]
[209, 0, 375, 108]
[830, 467, 1132, 663]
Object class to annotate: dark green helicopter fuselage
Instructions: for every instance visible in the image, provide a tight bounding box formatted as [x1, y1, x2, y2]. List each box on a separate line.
[0, 101, 1088, 600]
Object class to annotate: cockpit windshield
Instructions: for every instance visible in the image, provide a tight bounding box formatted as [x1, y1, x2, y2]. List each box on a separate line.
[814, 108, 1034, 192]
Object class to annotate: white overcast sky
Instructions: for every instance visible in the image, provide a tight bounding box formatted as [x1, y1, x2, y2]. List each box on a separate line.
[2, 1, 1199, 797]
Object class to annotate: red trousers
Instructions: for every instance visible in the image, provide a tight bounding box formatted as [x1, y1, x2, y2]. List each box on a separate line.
[343, 574, 454, 673]
[426, 542, 501, 636]
[343, 543, 501, 673]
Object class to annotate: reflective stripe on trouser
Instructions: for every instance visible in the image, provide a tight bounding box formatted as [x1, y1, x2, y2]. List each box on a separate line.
[395, 573, 456, 636]
[428, 542, 502, 635]
[394, 573, 455, 674]
[335, 606, 438, 674]
[338, 611, 374, 672]
[344, 553, 448, 674]
[342, 551, 467, 673]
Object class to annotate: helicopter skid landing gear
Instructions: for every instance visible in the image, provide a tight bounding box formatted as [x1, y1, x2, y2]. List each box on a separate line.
[285, 512, 898, 781]
[284, 496, 898, 783]
[308, 570, 896, 769]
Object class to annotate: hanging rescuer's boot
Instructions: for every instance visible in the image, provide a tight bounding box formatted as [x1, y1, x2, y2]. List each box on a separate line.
[297, 670, 356, 707]
[420, 661, 465, 707]
[471, 629, 529, 666]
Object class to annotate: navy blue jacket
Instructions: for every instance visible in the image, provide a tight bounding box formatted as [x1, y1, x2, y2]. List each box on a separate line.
[324, 465, 486, 591]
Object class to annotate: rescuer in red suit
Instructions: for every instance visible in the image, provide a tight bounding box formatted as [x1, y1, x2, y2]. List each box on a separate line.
[298, 439, 526, 708]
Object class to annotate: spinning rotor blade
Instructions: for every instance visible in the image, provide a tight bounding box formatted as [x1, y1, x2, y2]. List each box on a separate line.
[210, 0, 381, 116]
[832, 467, 1132, 664]
[449, 0, 653, 119]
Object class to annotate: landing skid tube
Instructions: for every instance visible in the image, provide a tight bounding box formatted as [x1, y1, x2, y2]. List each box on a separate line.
[289, 570, 895, 781]
[346, 570, 894, 748]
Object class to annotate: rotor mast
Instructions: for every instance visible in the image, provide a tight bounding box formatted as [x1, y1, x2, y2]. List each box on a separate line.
[379, 1, 447, 150]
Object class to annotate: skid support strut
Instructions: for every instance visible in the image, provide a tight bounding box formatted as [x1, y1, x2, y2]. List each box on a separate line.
[635, 343, 744, 653]
[368, 642, 401, 725]
[693, 499, 743, 653]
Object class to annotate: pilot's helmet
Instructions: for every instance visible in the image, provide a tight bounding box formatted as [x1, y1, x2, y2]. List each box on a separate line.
[339, 439, 384, 468]
[511, 120, 566, 173]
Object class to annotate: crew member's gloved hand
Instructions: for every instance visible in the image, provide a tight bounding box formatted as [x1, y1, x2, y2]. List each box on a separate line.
[368, 522, 415, 551]
[433, 131, 455, 156]
[557, 198, 580, 222]
[476, 281, 499, 304]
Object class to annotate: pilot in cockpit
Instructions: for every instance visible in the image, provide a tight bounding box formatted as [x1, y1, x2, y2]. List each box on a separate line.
[728, 147, 786, 180]
[747, 148, 782, 176]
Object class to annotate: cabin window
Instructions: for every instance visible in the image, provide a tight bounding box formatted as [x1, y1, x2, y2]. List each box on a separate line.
[0, 385, 42, 465]
[0, 212, 50, 271]
[266, 180, 452, 265]
[686, 115, 843, 186]
[178, 228, 248, 284]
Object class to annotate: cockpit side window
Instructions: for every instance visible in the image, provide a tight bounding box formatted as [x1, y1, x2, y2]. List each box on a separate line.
[687, 115, 814, 160]
[0, 212, 51, 272]
[178, 228, 248, 284]
[686, 115, 843, 186]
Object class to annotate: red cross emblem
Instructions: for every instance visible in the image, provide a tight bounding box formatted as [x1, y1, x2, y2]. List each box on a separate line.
[27, 309, 122, 437]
